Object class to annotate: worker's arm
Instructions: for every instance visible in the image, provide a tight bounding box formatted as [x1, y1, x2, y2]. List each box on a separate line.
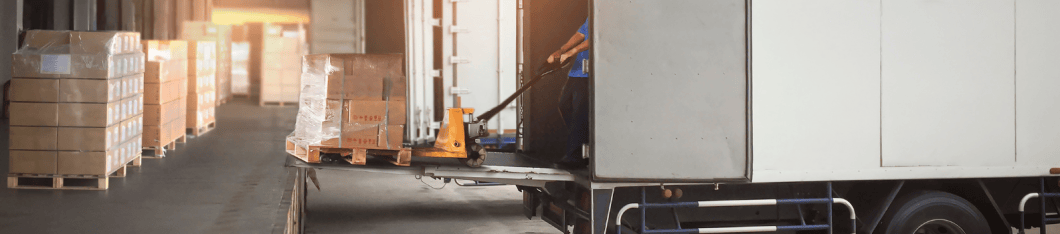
[548, 32, 585, 64]
[558, 39, 590, 63]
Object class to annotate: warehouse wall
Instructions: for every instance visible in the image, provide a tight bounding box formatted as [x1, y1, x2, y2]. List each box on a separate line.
[524, 0, 587, 161]
[0, 0, 21, 101]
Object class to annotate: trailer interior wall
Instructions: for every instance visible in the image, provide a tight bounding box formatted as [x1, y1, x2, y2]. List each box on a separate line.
[752, 0, 1060, 183]
[521, 0, 588, 162]
[592, 0, 749, 181]
[309, 0, 365, 54]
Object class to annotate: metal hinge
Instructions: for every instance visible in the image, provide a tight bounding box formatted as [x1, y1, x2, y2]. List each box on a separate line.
[449, 26, 469, 34]
[431, 18, 441, 27]
[450, 87, 471, 95]
[431, 69, 441, 77]
[450, 57, 469, 64]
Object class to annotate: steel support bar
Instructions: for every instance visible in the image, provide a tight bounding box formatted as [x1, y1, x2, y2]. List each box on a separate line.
[616, 197, 855, 234]
[1017, 178, 1060, 234]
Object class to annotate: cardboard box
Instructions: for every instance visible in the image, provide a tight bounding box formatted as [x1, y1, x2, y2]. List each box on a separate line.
[124, 94, 144, 119]
[70, 31, 142, 54]
[10, 127, 58, 150]
[342, 100, 407, 126]
[122, 115, 144, 142]
[57, 102, 121, 127]
[123, 73, 144, 98]
[339, 125, 404, 150]
[181, 21, 219, 41]
[21, 30, 140, 55]
[58, 77, 123, 103]
[57, 125, 121, 151]
[12, 53, 145, 79]
[9, 79, 59, 102]
[189, 73, 215, 93]
[145, 79, 182, 104]
[143, 40, 188, 61]
[9, 151, 58, 174]
[57, 150, 114, 176]
[188, 40, 216, 61]
[9, 102, 58, 126]
[304, 54, 406, 101]
[146, 59, 188, 83]
[144, 119, 178, 147]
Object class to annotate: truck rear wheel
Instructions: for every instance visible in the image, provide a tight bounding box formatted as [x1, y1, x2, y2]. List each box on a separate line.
[879, 190, 989, 234]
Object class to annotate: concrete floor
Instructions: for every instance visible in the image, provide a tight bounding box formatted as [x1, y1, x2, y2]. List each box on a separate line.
[0, 98, 558, 234]
[0, 98, 297, 233]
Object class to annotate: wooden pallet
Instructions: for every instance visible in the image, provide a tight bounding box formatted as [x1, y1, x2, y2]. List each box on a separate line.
[217, 97, 230, 105]
[260, 101, 298, 107]
[143, 135, 181, 158]
[7, 156, 141, 190]
[187, 121, 216, 137]
[285, 139, 411, 166]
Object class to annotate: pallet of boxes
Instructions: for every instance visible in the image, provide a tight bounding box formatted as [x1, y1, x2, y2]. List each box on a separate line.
[187, 40, 217, 137]
[250, 23, 302, 106]
[142, 40, 188, 157]
[8, 30, 145, 190]
[285, 54, 410, 166]
[180, 22, 231, 107]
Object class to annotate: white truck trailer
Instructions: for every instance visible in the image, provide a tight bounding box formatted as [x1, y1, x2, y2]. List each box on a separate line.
[289, 0, 1060, 233]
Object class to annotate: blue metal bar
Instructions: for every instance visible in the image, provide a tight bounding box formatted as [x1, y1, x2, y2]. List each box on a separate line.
[671, 207, 682, 230]
[640, 228, 698, 234]
[1042, 178, 1047, 234]
[1043, 193, 1060, 198]
[640, 202, 700, 209]
[777, 198, 832, 205]
[641, 187, 647, 234]
[827, 182, 834, 234]
[777, 224, 831, 231]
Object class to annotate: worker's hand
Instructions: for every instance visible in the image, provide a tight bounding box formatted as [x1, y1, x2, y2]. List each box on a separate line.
[548, 50, 563, 63]
[559, 52, 573, 64]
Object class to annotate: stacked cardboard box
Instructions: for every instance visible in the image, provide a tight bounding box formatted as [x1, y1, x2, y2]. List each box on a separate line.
[231, 42, 251, 96]
[180, 21, 231, 106]
[187, 40, 217, 134]
[142, 40, 188, 151]
[287, 54, 406, 152]
[215, 25, 233, 105]
[9, 30, 145, 176]
[250, 23, 302, 105]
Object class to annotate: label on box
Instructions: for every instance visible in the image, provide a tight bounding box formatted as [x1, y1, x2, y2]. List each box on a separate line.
[40, 54, 72, 74]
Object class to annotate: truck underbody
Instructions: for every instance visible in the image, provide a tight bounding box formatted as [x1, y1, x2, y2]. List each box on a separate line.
[286, 154, 1059, 234]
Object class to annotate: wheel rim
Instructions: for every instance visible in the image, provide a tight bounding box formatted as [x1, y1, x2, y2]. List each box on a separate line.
[913, 219, 966, 234]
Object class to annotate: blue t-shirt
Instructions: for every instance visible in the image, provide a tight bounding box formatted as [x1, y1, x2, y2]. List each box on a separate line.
[569, 19, 590, 78]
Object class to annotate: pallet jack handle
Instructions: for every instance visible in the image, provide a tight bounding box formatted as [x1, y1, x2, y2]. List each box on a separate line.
[475, 59, 573, 123]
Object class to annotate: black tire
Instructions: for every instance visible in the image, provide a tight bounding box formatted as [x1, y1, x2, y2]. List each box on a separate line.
[879, 190, 990, 234]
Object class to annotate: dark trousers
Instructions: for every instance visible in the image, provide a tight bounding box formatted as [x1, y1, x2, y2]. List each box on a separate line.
[560, 77, 589, 162]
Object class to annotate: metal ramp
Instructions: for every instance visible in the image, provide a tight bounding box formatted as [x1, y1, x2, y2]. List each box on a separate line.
[283, 152, 576, 187]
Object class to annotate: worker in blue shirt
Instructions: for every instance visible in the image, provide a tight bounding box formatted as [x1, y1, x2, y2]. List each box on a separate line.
[547, 18, 590, 168]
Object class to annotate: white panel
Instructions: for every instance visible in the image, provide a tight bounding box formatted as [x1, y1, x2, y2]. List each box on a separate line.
[751, 1, 881, 173]
[449, 0, 518, 133]
[1016, 0, 1060, 165]
[310, 0, 361, 54]
[497, 0, 517, 132]
[881, 0, 1015, 166]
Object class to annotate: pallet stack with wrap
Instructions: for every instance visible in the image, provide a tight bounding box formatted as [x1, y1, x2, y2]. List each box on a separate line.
[180, 21, 231, 107]
[286, 54, 409, 165]
[186, 40, 217, 136]
[142, 40, 188, 157]
[249, 22, 302, 106]
[8, 30, 145, 190]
